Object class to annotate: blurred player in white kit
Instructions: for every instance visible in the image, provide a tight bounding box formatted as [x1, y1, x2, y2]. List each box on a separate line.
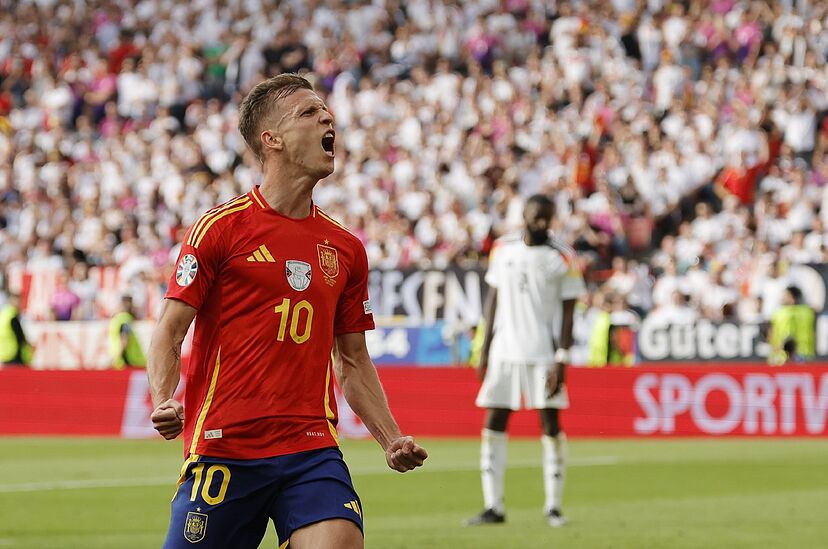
[466, 194, 586, 528]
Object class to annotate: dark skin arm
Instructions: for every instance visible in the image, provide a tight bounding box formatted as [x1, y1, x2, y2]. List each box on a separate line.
[477, 287, 497, 381]
[548, 299, 576, 396]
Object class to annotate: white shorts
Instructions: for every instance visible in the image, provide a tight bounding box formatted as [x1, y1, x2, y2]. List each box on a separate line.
[475, 360, 570, 411]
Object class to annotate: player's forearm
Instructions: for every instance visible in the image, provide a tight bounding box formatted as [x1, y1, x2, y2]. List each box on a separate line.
[559, 300, 576, 351]
[147, 300, 197, 407]
[338, 356, 402, 450]
[147, 328, 184, 407]
[480, 289, 498, 361]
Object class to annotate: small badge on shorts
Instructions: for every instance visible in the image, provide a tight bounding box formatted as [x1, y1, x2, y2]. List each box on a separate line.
[343, 500, 362, 518]
[184, 511, 208, 543]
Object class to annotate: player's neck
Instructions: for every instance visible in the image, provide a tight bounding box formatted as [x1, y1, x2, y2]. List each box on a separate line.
[524, 232, 549, 246]
[258, 170, 316, 219]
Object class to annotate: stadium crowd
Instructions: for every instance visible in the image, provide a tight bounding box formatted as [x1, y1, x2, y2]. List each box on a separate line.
[1, 0, 827, 328]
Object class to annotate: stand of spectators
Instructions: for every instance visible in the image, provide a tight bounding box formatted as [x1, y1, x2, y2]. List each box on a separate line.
[1, 0, 827, 328]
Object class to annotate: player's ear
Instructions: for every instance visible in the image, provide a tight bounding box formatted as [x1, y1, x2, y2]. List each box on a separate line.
[261, 130, 284, 152]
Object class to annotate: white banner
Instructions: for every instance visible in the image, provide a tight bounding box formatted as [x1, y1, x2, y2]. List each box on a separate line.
[23, 320, 154, 370]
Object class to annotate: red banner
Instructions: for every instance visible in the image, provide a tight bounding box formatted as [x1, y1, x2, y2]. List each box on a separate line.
[0, 365, 826, 437]
[384, 365, 828, 437]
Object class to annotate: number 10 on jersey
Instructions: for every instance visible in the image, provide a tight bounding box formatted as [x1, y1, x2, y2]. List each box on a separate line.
[274, 298, 313, 344]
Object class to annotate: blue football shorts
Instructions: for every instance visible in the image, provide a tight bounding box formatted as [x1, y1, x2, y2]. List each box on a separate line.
[162, 446, 363, 548]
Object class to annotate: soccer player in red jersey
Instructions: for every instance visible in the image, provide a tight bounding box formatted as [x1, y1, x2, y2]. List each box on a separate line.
[147, 74, 427, 549]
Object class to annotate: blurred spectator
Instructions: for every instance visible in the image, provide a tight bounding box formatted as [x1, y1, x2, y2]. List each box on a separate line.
[50, 276, 81, 321]
[108, 296, 146, 369]
[768, 286, 815, 364]
[0, 294, 33, 366]
[647, 291, 700, 326]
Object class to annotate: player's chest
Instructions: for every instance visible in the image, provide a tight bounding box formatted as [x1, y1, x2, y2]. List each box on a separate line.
[500, 249, 556, 291]
[222, 231, 348, 301]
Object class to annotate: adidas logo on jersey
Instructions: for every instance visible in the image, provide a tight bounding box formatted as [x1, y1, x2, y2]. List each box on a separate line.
[246, 245, 276, 263]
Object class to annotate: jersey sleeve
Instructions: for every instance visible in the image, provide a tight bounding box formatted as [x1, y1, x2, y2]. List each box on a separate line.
[560, 256, 586, 300]
[484, 242, 503, 288]
[334, 240, 376, 335]
[165, 224, 225, 310]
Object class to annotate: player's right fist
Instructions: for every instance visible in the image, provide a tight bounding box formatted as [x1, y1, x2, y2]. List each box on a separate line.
[151, 399, 185, 440]
[385, 436, 428, 472]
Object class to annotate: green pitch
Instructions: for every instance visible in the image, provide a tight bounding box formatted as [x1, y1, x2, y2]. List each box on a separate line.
[0, 437, 826, 548]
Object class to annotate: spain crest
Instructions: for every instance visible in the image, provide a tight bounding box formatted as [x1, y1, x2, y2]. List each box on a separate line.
[184, 511, 207, 543]
[317, 244, 340, 279]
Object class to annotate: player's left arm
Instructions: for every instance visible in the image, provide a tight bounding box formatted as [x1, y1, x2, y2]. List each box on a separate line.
[549, 299, 576, 396]
[549, 248, 585, 395]
[334, 332, 428, 473]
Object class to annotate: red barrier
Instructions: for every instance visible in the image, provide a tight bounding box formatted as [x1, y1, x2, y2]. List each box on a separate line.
[0, 369, 132, 435]
[1, 365, 826, 437]
[384, 365, 828, 437]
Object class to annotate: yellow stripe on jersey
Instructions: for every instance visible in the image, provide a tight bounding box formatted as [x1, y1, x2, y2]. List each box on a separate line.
[187, 196, 250, 246]
[250, 189, 266, 209]
[324, 360, 339, 445]
[253, 250, 265, 262]
[193, 201, 253, 248]
[316, 209, 358, 238]
[189, 349, 222, 456]
[279, 541, 289, 549]
[259, 245, 275, 262]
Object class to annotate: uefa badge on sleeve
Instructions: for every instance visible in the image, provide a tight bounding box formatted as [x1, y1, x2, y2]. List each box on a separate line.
[176, 254, 198, 287]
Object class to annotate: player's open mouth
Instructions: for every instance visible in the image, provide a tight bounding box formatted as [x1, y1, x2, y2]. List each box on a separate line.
[321, 131, 335, 157]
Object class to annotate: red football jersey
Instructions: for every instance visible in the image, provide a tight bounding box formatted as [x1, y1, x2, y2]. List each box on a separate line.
[166, 186, 375, 459]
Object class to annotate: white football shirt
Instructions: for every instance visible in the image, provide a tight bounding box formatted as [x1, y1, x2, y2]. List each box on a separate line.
[485, 234, 586, 362]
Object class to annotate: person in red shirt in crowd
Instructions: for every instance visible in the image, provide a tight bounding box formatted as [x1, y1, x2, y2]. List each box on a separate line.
[147, 74, 427, 549]
[715, 150, 765, 206]
[108, 29, 141, 74]
[571, 134, 598, 196]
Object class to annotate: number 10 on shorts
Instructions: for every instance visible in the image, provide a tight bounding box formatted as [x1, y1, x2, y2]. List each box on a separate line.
[190, 464, 231, 505]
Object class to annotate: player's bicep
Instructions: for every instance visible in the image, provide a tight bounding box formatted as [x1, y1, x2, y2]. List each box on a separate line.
[561, 298, 577, 322]
[483, 286, 498, 324]
[157, 298, 198, 342]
